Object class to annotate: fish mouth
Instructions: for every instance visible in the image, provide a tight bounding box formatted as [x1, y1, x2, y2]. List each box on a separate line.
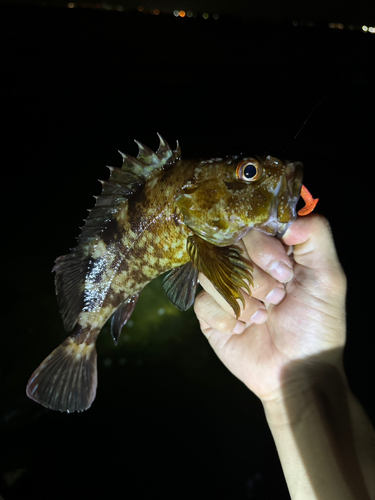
[274, 161, 304, 237]
[285, 161, 304, 201]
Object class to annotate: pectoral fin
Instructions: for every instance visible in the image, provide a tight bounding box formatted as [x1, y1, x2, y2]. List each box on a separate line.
[163, 261, 199, 311]
[187, 235, 253, 318]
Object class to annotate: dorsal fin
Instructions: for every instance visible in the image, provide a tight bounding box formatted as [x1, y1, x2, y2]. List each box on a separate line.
[54, 134, 181, 331]
[119, 134, 179, 179]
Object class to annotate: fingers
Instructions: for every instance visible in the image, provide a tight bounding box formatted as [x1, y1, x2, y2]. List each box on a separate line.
[282, 214, 342, 274]
[195, 215, 346, 345]
[282, 214, 347, 299]
[242, 230, 294, 283]
[195, 229, 294, 334]
[194, 290, 245, 336]
[197, 274, 268, 327]
[238, 229, 294, 307]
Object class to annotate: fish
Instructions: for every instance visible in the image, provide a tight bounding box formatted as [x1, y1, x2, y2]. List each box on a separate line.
[26, 134, 318, 412]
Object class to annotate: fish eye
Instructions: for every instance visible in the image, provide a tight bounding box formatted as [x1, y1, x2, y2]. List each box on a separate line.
[236, 158, 262, 182]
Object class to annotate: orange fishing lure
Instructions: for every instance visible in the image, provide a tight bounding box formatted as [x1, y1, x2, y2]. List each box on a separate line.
[298, 185, 319, 216]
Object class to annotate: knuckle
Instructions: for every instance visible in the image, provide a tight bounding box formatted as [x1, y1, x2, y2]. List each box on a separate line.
[194, 292, 234, 333]
[213, 315, 232, 333]
[312, 213, 330, 230]
[193, 291, 210, 318]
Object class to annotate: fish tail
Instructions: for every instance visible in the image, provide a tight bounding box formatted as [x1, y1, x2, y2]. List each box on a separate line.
[26, 327, 98, 413]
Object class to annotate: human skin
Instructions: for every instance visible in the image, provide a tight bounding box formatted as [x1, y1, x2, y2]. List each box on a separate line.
[194, 215, 375, 499]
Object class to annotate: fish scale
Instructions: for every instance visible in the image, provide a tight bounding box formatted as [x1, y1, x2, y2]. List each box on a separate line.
[26, 135, 317, 412]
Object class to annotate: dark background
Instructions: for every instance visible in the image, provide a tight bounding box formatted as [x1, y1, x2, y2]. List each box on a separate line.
[1, 2, 375, 499]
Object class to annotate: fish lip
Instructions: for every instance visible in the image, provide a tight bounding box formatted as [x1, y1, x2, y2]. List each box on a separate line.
[273, 161, 304, 238]
[285, 161, 304, 201]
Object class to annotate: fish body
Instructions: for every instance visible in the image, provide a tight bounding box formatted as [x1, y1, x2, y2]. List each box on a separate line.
[26, 135, 305, 412]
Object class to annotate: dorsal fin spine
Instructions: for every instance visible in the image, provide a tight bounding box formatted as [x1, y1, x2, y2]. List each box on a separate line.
[134, 140, 159, 166]
[155, 133, 172, 161]
[174, 140, 181, 161]
[118, 134, 180, 179]
[118, 152, 143, 177]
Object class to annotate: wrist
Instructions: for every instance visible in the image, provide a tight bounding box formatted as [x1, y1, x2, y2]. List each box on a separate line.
[261, 356, 348, 427]
[260, 358, 375, 500]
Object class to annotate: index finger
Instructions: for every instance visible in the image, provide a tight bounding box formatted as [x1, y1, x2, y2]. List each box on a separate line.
[282, 214, 344, 276]
[242, 229, 294, 284]
[282, 214, 347, 305]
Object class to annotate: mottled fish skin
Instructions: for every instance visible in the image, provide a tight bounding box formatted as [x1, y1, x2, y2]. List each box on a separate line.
[26, 135, 303, 412]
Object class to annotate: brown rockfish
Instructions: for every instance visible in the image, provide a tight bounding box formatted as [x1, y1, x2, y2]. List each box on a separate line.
[26, 134, 317, 412]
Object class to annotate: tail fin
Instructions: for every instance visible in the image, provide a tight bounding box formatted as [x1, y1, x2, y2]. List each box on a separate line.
[26, 334, 97, 413]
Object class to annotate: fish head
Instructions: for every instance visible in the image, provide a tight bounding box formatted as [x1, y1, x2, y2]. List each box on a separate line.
[176, 155, 303, 246]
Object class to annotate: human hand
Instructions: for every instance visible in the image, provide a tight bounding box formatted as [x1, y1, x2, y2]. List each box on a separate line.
[194, 215, 347, 403]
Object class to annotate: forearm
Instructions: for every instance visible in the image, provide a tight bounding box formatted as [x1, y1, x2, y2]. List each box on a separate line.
[262, 363, 375, 500]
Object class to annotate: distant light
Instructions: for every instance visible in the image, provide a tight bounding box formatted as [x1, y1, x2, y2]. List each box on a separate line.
[179, 10, 186, 17]
[369, 27, 375, 33]
[308, 21, 314, 27]
[292, 20, 298, 26]
[362, 25, 368, 31]
[328, 22, 344, 29]
[67, 2, 75, 7]
[213, 13, 219, 20]
[116, 5, 123, 11]
[137, 5, 143, 12]
[153, 8, 160, 15]
[187, 10, 193, 18]
[173, 9, 179, 17]
[202, 12, 209, 19]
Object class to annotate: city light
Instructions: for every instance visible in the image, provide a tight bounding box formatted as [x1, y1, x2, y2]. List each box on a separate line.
[329, 22, 344, 29]
[63, 3, 374, 32]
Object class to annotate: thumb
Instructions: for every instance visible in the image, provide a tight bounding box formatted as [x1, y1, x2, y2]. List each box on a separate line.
[282, 214, 346, 296]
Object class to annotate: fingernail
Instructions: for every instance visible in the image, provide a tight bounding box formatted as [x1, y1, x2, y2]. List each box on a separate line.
[265, 287, 286, 305]
[232, 321, 246, 334]
[268, 261, 293, 283]
[250, 308, 268, 324]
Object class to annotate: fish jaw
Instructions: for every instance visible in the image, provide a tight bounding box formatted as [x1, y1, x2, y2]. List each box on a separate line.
[277, 160, 304, 236]
[257, 161, 303, 237]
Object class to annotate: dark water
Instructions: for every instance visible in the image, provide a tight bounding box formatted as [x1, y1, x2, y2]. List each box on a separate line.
[1, 4, 374, 499]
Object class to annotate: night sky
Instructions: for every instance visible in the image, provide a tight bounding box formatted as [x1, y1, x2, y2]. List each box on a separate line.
[1, 2, 375, 499]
